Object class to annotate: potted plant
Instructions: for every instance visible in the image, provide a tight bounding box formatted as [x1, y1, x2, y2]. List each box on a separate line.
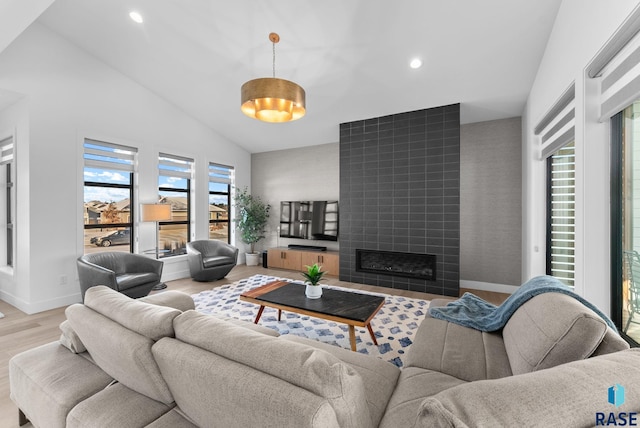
[302, 263, 325, 299]
[233, 187, 271, 266]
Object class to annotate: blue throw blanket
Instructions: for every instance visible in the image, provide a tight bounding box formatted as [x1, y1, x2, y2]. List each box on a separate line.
[428, 275, 617, 332]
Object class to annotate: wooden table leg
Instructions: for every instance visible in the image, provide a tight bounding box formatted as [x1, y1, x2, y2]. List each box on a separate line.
[253, 306, 265, 324]
[278, 309, 282, 321]
[366, 323, 379, 346]
[348, 325, 356, 351]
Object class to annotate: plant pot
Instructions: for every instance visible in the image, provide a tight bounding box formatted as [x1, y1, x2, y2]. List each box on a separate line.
[245, 252, 260, 266]
[305, 284, 323, 299]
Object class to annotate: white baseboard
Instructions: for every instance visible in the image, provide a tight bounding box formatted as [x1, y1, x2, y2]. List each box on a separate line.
[459, 280, 518, 295]
[0, 289, 81, 315]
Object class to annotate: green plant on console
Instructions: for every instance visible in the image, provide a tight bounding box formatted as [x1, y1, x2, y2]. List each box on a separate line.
[233, 187, 271, 254]
[302, 263, 325, 285]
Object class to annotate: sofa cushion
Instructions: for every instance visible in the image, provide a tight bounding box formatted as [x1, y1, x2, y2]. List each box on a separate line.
[66, 382, 173, 428]
[145, 409, 199, 428]
[202, 255, 235, 268]
[379, 367, 466, 428]
[9, 342, 113, 428]
[59, 320, 86, 354]
[415, 349, 640, 427]
[153, 337, 341, 428]
[172, 310, 372, 428]
[66, 303, 174, 404]
[84, 285, 181, 340]
[502, 292, 608, 374]
[405, 315, 512, 381]
[282, 334, 400, 427]
[116, 272, 160, 290]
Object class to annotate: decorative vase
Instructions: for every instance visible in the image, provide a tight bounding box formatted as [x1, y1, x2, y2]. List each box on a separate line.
[305, 283, 323, 299]
[245, 252, 260, 266]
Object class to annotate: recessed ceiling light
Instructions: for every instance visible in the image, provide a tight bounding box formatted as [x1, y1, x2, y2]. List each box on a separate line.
[129, 11, 143, 24]
[410, 58, 423, 69]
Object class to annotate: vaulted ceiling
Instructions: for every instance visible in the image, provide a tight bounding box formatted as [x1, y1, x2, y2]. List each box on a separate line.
[4, 0, 562, 153]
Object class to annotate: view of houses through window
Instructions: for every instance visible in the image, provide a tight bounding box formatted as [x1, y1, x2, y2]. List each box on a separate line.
[83, 141, 232, 258]
[209, 163, 233, 243]
[157, 153, 193, 258]
[83, 139, 136, 254]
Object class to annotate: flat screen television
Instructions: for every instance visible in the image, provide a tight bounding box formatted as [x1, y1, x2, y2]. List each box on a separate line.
[279, 201, 338, 241]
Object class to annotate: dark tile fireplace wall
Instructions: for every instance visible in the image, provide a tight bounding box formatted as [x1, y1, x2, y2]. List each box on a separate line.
[339, 104, 460, 297]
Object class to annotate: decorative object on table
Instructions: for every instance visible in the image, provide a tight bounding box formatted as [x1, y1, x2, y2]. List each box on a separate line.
[76, 252, 163, 301]
[302, 263, 325, 299]
[233, 187, 271, 266]
[191, 274, 430, 367]
[241, 32, 306, 123]
[186, 240, 238, 281]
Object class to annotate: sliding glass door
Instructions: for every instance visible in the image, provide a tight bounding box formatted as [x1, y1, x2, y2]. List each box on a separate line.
[613, 101, 640, 345]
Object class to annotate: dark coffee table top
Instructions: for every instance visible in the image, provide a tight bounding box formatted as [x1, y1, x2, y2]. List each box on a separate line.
[255, 282, 385, 323]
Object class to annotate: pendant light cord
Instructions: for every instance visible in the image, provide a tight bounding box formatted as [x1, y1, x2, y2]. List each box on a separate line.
[272, 40, 276, 78]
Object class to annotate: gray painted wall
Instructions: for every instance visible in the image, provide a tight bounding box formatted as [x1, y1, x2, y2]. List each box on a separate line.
[251, 143, 340, 252]
[460, 117, 522, 286]
[251, 116, 522, 289]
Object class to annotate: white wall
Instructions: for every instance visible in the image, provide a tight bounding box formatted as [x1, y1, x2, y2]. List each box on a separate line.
[0, 23, 251, 313]
[523, 0, 639, 314]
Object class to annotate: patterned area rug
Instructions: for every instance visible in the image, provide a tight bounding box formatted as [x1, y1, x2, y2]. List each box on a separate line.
[192, 274, 430, 367]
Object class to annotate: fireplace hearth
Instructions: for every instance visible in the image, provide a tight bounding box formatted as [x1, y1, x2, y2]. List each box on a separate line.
[355, 249, 436, 281]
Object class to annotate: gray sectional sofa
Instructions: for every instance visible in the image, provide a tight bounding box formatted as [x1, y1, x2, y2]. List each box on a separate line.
[9, 285, 639, 427]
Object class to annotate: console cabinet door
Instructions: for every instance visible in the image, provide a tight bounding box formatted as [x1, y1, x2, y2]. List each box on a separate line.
[301, 252, 339, 276]
[281, 250, 301, 270]
[267, 249, 285, 268]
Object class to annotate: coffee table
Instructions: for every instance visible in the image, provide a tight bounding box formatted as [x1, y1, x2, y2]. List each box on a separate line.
[240, 280, 385, 352]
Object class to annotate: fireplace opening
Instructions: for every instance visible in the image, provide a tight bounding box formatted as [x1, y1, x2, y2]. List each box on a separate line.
[355, 249, 436, 281]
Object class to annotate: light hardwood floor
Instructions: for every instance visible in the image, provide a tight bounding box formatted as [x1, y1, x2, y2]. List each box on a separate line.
[0, 265, 509, 428]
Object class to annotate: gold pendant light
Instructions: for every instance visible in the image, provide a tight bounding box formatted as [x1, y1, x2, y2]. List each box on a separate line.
[241, 33, 306, 123]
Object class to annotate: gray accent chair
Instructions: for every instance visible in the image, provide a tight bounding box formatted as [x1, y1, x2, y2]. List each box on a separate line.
[77, 252, 163, 301]
[186, 240, 238, 281]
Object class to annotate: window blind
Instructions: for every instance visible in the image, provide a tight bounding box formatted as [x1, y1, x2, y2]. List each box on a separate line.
[548, 143, 576, 287]
[159, 153, 193, 180]
[84, 139, 137, 172]
[0, 137, 13, 165]
[586, 5, 640, 120]
[209, 162, 233, 185]
[535, 83, 576, 160]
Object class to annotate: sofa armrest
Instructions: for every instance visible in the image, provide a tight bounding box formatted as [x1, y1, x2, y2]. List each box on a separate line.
[415, 349, 640, 428]
[405, 315, 512, 382]
[218, 243, 239, 260]
[77, 258, 117, 288]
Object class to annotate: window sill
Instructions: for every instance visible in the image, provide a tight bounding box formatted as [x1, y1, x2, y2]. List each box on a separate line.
[0, 266, 14, 276]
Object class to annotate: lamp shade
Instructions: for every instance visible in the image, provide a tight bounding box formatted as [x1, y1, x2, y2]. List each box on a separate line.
[241, 77, 306, 122]
[140, 203, 172, 222]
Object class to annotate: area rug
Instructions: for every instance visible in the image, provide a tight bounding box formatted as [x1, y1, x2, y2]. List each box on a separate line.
[192, 274, 430, 367]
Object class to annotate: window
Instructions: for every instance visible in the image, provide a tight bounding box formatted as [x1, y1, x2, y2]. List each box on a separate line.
[613, 101, 640, 344]
[0, 136, 14, 267]
[535, 83, 576, 287]
[83, 139, 136, 254]
[546, 142, 575, 287]
[208, 163, 233, 243]
[158, 153, 193, 257]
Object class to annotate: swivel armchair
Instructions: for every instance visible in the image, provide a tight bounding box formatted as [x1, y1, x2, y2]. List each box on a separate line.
[186, 240, 238, 281]
[77, 252, 163, 301]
